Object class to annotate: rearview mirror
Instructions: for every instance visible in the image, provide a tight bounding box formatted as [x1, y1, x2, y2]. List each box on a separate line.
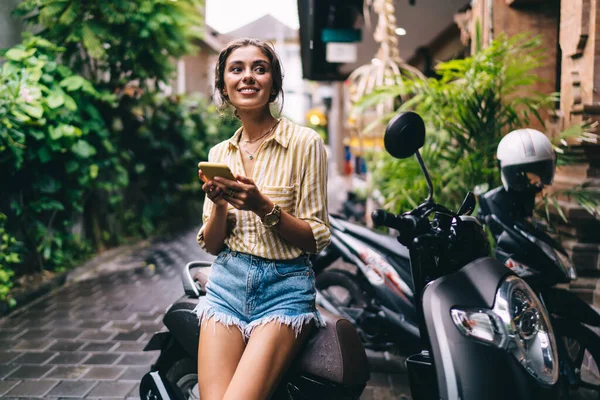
[384, 111, 426, 159]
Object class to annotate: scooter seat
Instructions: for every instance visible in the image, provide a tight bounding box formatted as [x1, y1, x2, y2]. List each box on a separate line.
[163, 270, 370, 386]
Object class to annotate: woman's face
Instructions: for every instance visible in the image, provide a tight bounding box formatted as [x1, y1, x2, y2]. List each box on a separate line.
[222, 45, 274, 112]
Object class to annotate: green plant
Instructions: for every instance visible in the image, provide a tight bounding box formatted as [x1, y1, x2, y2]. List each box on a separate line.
[0, 213, 21, 304]
[13, 0, 210, 247]
[0, 35, 119, 274]
[356, 34, 573, 215]
[14, 0, 204, 89]
[120, 94, 239, 237]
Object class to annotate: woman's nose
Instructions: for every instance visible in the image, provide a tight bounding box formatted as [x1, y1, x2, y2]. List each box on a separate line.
[242, 70, 255, 83]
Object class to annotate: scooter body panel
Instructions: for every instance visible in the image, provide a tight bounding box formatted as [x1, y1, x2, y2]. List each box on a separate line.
[479, 187, 571, 286]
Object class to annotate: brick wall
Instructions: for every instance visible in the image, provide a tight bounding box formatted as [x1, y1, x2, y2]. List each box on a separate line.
[471, 0, 600, 306]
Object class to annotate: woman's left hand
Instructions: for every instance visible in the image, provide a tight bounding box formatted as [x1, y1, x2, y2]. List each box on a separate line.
[213, 175, 272, 217]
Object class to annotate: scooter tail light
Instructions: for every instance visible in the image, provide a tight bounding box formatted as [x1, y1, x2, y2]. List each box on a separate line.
[450, 308, 508, 348]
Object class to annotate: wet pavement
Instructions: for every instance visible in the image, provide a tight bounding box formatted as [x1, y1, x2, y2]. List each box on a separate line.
[0, 229, 410, 399]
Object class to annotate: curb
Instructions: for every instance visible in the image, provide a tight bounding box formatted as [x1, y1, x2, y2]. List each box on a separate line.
[0, 238, 154, 318]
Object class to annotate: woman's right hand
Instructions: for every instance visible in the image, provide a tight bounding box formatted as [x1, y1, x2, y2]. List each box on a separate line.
[199, 170, 228, 207]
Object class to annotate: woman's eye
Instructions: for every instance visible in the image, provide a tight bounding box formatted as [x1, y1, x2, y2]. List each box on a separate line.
[255, 67, 266, 73]
[231, 67, 242, 73]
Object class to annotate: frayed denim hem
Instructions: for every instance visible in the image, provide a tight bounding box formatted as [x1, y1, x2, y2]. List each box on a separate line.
[194, 301, 246, 337]
[244, 310, 326, 338]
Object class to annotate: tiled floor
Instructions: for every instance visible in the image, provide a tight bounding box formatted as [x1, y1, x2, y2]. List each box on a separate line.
[0, 230, 409, 399]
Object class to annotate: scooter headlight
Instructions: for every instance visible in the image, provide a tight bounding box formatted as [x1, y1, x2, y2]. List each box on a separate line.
[451, 276, 558, 385]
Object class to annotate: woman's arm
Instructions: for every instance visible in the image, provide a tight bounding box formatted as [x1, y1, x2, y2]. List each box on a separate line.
[255, 195, 318, 253]
[197, 167, 231, 255]
[201, 202, 229, 255]
[213, 135, 330, 254]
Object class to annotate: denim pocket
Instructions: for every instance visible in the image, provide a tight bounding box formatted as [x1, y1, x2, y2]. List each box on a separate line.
[214, 250, 231, 266]
[272, 259, 311, 278]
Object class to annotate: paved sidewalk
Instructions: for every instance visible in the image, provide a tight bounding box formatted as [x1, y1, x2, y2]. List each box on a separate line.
[0, 229, 409, 399]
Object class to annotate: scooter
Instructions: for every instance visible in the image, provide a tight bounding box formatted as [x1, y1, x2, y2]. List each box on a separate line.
[313, 213, 420, 355]
[371, 111, 561, 399]
[479, 186, 600, 396]
[315, 163, 600, 383]
[138, 261, 370, 400]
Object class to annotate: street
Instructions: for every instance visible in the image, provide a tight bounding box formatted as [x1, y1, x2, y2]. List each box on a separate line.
[0, 229, 410, 399]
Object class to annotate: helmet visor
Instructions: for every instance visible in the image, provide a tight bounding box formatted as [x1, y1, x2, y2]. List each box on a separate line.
[501, 159, 555, 192]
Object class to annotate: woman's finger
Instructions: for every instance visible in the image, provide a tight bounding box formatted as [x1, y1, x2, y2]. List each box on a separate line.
[213, 177, 246, 192]
[199, 170, 208, 183]
[234, 174, 255, 186]
[223, 195, 244, 208]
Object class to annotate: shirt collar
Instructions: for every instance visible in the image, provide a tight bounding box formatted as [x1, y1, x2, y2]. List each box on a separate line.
[228, 117, 290, 150]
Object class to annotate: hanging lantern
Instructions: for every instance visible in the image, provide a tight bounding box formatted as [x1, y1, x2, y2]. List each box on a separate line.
[346, 0, 424, 153]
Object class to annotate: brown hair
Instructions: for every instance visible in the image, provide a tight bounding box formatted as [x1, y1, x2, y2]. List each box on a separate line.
[213, 37, 285, 115]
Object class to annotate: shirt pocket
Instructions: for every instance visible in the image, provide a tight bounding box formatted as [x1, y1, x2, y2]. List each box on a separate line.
[262, 185, 296, 215]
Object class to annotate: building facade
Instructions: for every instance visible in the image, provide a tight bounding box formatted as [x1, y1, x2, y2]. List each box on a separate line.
[458, 0, 600, 305]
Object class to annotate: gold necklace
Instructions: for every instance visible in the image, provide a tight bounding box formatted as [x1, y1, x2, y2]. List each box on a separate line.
[240, 120, 280, 160]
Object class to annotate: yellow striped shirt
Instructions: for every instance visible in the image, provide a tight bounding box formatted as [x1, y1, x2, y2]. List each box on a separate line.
[197, 117, 330, 259]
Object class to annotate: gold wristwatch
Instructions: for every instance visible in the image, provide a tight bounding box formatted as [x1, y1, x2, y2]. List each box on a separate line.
[261, 204, 281, 228]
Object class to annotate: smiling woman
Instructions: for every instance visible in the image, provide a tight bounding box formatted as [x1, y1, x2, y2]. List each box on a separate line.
[194, 38, 330, 400]
[213, 38, 285, 117]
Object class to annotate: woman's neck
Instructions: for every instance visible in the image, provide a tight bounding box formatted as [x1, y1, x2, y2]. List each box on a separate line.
[237, 108, 278, 141]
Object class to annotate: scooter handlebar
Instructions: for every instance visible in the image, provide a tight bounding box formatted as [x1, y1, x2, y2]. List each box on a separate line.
[371, 209, 419, 242]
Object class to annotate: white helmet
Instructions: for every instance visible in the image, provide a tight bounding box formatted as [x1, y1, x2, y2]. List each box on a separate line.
[497, 128, 556, 192]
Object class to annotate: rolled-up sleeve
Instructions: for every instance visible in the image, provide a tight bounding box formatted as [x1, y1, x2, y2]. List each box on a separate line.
[296, 136, 330, 254]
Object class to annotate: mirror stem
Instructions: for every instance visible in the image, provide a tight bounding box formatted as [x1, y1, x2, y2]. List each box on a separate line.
[415, 151, 434, 203]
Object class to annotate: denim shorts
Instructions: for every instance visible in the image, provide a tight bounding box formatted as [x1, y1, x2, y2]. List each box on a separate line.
[194, 247, 325, 339]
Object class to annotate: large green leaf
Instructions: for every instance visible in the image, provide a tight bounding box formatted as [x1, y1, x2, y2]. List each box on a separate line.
[60, 75, 86, 91]
[4, 48, 36, 61]
[20, 103, 44, 119]
[47, 90, 65, 108]
[71, 140, 97, 158]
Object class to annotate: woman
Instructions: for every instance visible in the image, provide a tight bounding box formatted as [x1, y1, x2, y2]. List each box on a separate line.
[195, 38, 330, 400]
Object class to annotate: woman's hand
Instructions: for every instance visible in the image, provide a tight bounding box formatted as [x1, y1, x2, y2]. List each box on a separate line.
[213, 175, 273, 217]
[199, 170, 228, 207]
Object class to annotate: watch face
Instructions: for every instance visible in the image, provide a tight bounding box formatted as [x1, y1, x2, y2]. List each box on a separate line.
[264, 214, 279, 227]
[262, 204, 281, 227]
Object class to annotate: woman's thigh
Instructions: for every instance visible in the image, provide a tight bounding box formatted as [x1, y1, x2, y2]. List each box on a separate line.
[198, 317, 246, 400]
[222, 321, 314, 400]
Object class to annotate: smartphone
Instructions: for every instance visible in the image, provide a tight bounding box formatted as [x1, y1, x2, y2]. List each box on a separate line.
[198, 162, 236, 182]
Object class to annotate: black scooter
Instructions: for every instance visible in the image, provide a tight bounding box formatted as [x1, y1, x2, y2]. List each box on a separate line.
[372, 111, 561, 399]
[315, 167, 600, 397]
[313, 213, 420, 355]
[479, 186, 600, 396]
[138, 260, 370, 400]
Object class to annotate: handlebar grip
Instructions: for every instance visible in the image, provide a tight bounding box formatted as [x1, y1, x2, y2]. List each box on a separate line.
[371, 209, 392, 227]
[372, 209, 419, 244]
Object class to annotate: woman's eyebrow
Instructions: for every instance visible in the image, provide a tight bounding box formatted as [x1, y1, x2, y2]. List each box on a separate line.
[227, 59, 270, 67]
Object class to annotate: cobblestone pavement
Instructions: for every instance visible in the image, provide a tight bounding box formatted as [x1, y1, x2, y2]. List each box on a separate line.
[0, 229, 410, 399]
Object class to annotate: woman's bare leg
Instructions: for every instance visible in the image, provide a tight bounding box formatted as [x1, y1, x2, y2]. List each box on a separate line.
[198, 318, 246, 400]
[222, 321, 314, 400]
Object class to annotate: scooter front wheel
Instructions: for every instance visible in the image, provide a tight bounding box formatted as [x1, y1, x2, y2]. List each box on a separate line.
[554, 319, 600, 400]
